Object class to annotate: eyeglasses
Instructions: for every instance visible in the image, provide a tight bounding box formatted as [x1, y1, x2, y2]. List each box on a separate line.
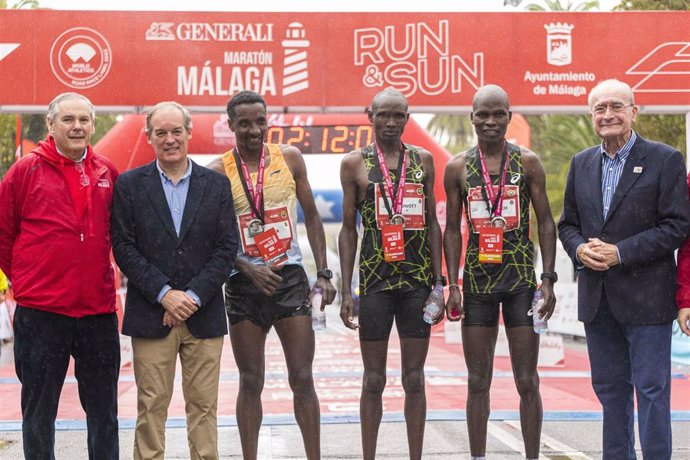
[592, 103, 633, 115]
[75, 162, 90, 188]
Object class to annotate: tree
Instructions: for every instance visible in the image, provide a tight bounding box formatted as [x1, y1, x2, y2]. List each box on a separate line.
[614, 0, 690, 9]
[426, 114, 475, 155]
[504, 0, 601, 10]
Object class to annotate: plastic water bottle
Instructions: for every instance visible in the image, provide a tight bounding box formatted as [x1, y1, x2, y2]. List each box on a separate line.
[311, 287, 326, 331]
[532, 289, 548, 334]
[423, 284, 444, 324]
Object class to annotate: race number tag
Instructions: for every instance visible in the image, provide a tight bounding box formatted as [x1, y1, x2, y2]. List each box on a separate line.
[467, 184, 520, 232]
[238, 206, 292, 257]
[375, 183, 425, 230]
[478, 227, 503, 264]
[254, 227, 288, 268]
[382, 224, 405, 262]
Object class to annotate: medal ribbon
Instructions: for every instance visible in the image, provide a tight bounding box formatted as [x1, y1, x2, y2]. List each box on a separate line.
[233, 145, 266, 222]
[375, 142, 407, 218]
[477, 143, 509, 219]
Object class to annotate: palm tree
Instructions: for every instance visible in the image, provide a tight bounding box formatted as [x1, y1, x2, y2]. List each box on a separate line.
[504, 0, 601, 10]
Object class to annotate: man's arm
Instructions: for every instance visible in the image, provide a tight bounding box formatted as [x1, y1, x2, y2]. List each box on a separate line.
[184, 173, 239, 304]
[111, 174, 193, 322]
[523, 148, 557, 319]
[558, 155, 595, 268]
[615, 149, 690, 267]
[283, 146, 336, 307]
[420, 150, 443, 324]
[443, 153, 466, 321]
[338, 151, 362, 330]
[677, 236, 690, 336]
[0, 165, 20, 278]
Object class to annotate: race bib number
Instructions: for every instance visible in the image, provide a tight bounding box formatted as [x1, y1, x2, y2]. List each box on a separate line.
[467, 184, 520, 232]
[478, 227, 503, 264]
[254, 227, 288, 268]
[375, 183, 425, 230]
[382, 224, 405, 262]
[238, 206, 292, 257]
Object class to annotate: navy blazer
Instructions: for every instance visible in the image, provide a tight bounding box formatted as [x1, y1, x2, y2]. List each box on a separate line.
[111, 160, 239, 338]
[558, 135, 690, 325]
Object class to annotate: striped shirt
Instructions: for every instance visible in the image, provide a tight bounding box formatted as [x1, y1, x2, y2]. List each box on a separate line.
[601, 131, 637, 219]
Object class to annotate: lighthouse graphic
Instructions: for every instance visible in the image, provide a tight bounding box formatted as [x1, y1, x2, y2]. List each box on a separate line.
[281, 23, 310, 96]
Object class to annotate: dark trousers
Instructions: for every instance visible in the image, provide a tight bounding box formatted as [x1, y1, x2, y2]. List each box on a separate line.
[585, 294, 672, 460]
[13, 306, 120, 460]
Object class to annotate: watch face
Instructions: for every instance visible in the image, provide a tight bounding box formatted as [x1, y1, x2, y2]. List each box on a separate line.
[318, 269, 333, 279]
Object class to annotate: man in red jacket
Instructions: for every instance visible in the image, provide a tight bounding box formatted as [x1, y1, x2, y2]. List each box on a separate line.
[0, 92, 120, 459]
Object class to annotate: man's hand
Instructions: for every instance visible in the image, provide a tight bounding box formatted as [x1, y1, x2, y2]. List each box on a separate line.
[678, 308, 690, 337]
[539, 280, 557, 320]
[243, 264, 283, 296]
[424, 287, 445, 325]
[312, 277, 336, 311]
[339, 294, 359, 330]
[587, 238, 620, 268]
[162, 311, 182, 328]
[161, 289, 198, 322]
[577, 241, 609, 271]
[445, 286, 464, 321]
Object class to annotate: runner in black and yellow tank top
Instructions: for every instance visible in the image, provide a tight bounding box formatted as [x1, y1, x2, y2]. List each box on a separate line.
[207, 91, 335, 460]
[443, 85, 557, 460]
[339, 88, 443, 460]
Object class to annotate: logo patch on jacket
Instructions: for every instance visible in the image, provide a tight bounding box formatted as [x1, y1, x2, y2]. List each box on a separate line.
[97, 179, 110, 188]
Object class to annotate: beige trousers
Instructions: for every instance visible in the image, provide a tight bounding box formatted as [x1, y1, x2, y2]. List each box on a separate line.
[132, 323, 223, 460]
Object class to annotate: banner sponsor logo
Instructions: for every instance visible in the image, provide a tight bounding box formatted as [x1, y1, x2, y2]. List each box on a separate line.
[626, 42, 690, 93]
[145, 22, 274, 42]
[50, 27, 112, 89]
[0, 43, 19, 62]
[353, 19, 484, 98]
[544, 22, 574, 67]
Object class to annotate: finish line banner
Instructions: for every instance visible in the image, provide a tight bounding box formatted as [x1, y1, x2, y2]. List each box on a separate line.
[0, 10, 688, 110]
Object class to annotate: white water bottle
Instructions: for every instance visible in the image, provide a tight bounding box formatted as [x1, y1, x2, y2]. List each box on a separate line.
[311, 287, 326, 331]
[423, 284, 444, 324]
[532, 289, 548, 334]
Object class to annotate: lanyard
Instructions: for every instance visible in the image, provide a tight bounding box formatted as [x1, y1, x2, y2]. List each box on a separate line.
[375, 142, 407, 217]
[477, 143, 509, 218]
[233, 145, 266, 222]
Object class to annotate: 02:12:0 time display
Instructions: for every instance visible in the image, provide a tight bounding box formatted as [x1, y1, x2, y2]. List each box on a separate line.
[266, 125, 374, 154]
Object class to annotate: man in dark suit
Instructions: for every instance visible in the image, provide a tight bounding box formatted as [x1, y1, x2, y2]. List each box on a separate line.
[559, 79, 690, 460]
[112, 101, 238, 460]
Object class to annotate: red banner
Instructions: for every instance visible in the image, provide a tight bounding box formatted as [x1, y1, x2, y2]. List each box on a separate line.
[0, 10, 688, 110]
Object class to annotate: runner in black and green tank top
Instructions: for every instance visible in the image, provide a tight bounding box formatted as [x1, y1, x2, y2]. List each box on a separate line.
[339, 88, 443, 460]
[443, 85, 557, 460]
[463, 142, 535, 294]
[358, 143, 430, 295]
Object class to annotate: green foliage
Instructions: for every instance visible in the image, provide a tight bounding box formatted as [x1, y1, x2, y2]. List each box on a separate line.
[507, 0, 601, 10]
[614, 0, 690, 9]
[426, 114, 475, 155]
[0, 115, 17, 178]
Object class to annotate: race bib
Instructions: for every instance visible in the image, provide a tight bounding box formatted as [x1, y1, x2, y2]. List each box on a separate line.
[467, 184, 520, 232]
[238, 206, 292, 257]
[254, 227, 288, 268]
[375, 183, 425, 230]
[382, 224, 405, 262]
[478, 227, 503, 264]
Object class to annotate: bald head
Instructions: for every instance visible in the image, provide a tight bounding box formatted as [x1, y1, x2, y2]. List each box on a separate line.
[588, 79, 634, 108]
[472, 85, 510, 111]
[371, 88, 408, 113]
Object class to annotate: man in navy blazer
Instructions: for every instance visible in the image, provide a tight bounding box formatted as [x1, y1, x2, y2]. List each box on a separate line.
[112, 102, 238, 460]
[559, 79, 690, 460]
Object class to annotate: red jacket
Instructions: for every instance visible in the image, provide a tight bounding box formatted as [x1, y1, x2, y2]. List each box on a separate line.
[0, 136, 119, 317]
[676, 172, 690, 310]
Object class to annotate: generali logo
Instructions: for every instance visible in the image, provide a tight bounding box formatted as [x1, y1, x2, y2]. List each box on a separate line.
[50, 27, 112, 89]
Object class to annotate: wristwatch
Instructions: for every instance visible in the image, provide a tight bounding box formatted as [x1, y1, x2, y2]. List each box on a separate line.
[317, 269, 333, 280]
[433, 275, 447, 286]
[540, 272, 558, 283]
